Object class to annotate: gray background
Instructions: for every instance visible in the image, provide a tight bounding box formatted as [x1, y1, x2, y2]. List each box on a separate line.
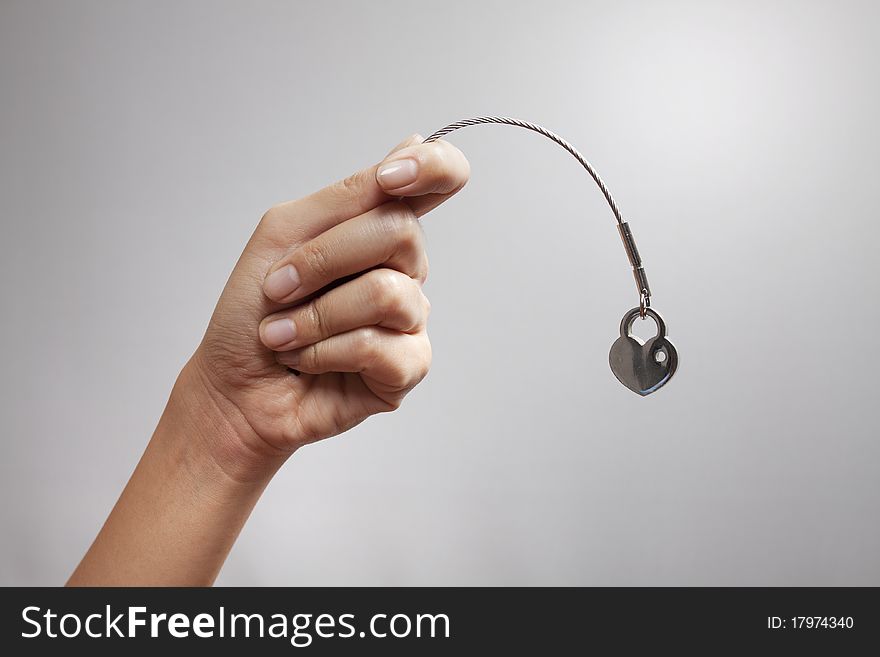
[1, 0, 878, 586]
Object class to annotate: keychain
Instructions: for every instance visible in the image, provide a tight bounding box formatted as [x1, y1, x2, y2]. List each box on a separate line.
[423, 117, 678, 395]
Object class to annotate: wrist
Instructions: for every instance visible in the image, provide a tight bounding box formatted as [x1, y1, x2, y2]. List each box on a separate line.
[163, 355, 292, 486]
[68, 357, 286, 586]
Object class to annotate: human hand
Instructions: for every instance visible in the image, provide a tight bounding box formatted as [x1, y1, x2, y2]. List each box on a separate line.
[183, 135, 470, 477]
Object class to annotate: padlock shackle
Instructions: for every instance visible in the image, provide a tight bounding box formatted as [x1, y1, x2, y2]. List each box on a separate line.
[619, 306, 667, 341]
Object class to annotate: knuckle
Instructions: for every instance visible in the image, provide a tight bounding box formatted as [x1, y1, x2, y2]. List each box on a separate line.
[413, 254, 429, 285]
[386, 363, 412, 391]
[326, 169, 372, 213]
[398, 220, 423, 253]
[376, 203, 427, 281]
[303, 342, 321, 369]
[306, 296, 330, 338]
[396, 338, 432, 390]
[299, 240, 333, 280]
[398, 216, 424, 253]
[414, 336, 432, 382]
[353, 327, 383, 363]
[259, 204, 283, 226]
[369, 269, 408, 312]
[315, 171, 361, 216]
[406, 283, 429, 329]
[340, 171, 360, 192]
[333, 171, 363, 198]
[379, 202, 421, 247]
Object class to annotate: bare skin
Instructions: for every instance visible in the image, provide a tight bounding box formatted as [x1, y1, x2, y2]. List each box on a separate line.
[67, 135, 470, 586]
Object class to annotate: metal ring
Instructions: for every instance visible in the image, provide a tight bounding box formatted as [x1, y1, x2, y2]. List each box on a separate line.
[639, 289, 650, 319]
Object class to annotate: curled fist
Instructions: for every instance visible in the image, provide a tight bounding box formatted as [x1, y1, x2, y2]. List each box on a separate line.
[182, 135, 470, 476]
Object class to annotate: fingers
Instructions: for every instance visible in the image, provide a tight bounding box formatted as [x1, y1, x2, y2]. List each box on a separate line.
[262, 200, 427, 304]
[276, 327, 432, 398]
[258, 137, 470, 243]
[259, 268, 429, 351]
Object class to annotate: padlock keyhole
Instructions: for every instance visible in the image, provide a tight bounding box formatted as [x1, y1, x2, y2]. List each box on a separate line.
[629, 315, 660, 342]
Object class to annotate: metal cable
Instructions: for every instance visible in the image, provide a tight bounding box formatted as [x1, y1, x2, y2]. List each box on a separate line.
[423, 116, 623, 225]
[423, 116, 653, 313]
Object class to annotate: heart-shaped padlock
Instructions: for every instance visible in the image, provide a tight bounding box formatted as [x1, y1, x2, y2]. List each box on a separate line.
[609, 307, 678, 395]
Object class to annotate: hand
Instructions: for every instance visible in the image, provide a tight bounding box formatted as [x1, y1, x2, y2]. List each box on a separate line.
[69, 134, 470, 586]
[187, 135, 470, 476]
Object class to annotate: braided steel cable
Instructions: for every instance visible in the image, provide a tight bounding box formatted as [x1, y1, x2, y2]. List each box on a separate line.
[423, 116, 623, 225]
[424, 116, 653, 312]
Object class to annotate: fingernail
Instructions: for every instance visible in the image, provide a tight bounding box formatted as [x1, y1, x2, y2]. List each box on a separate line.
[377, 158, 419, 190]
[263, 318, 296, 347]
[264, 264, 300, 300]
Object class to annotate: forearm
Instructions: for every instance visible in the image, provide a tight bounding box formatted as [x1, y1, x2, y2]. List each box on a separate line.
[67, 361, 288, 586]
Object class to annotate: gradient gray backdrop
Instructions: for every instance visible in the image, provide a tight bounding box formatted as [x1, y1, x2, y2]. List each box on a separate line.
[1, 0, 878, 585]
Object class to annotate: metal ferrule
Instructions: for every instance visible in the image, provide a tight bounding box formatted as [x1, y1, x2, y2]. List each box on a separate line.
[633, 266, 651, 298]
[617, 221, 652, 299]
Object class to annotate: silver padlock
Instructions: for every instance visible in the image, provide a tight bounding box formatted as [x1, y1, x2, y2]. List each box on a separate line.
[609, 307, 678, 395]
